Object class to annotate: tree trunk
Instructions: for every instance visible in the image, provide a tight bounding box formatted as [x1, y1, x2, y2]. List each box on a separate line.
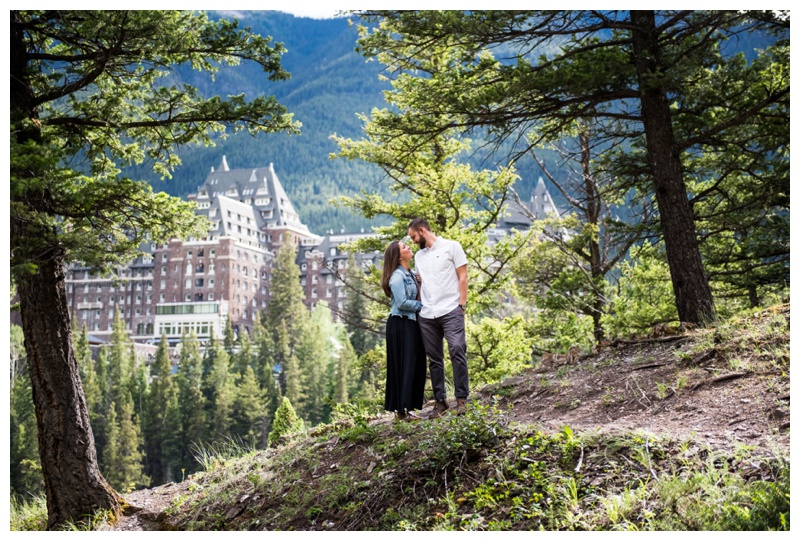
[579, 126, 606, 342]
[12, 11, 121, 528]
[17, 259, 121, 529]
[630, 10, 717, 325]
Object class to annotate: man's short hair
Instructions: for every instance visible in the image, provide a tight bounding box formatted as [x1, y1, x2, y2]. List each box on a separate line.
[407, 217, 431, 232]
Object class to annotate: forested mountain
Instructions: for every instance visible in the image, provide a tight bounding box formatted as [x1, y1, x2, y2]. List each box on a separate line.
[132, 11, 565, 234]
[135, 11, 779, 236]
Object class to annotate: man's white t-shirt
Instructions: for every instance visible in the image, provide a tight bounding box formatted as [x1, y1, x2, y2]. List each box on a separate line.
[413, 237, 467, 319]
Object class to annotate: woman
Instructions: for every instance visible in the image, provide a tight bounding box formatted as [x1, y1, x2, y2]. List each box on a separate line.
[381, 240, 427, 421]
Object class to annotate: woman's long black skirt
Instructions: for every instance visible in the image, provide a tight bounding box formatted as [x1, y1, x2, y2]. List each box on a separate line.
[384, 315, 427, 413]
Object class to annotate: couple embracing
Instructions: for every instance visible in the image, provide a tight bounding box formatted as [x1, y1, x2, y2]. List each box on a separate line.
[381, 218, 469, 422]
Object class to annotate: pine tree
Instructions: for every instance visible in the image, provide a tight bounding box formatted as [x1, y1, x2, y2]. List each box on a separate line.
[267, 243, 310, 347]
[114, 397, 150, 491]
[93, 347, 111, 464]
[75, 324, 101, 434]
[175, 332, 206, 473]
[205, 337, 235, 442]
[223, 316, 237, 356]
[253, 324, 276, 390]
[101, 403, 120, 487]
[232, 366, 267, 446]
[334, 333, 357, 405]
[253, 325, 280, 438]
[274, 320, 292, 393]
[161, 384, 183, 483]
[268, 397, 305, 448]
[342, 252, 378, 356]
[144, 334, 174, 485]
[234, 330, 253, 376]
[295, 303, 339, 425]
[108, 308, 134, 410]
[10, 329, 42, 499]
[283, 351, 303, 416]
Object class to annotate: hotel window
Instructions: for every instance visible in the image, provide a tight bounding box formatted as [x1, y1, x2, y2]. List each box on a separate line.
[185, 279, 191, 288]
[195, 279, 204, 287]
[208, 293, 214, 300]
[187, 250, 193, 259]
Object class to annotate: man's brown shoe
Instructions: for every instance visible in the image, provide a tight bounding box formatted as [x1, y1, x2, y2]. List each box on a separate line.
[427, 400, 449, 419]
[453, 398, 467, 416]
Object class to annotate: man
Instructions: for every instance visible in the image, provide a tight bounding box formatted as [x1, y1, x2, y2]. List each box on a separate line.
[407, 217, 469, 417]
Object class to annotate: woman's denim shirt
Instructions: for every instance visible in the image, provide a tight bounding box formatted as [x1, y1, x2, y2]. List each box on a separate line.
[389, 266, 423, 320]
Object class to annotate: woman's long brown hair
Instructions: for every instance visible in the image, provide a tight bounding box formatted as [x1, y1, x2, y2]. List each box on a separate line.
[381, 241, 401, 298]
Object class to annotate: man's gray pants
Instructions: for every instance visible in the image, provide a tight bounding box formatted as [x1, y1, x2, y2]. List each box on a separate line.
[418, 307, 469, 400]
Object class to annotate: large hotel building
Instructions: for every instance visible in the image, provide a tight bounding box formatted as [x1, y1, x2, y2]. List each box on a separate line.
[62, 157, 560, 346]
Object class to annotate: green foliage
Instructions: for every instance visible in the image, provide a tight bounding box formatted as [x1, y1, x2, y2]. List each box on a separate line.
[176, 332, 208, 474]
[411, 402, 504, 471]
[144, 334, 176, 485]
[9, 356, 43, 500]
[268, 397, 306, 447]
[203, 337, 235, 441]
[9, 495, 48, 532]
[602, 241, 679, 338]
[190, 437, 258, 473]
[466, 314, 533, 386]
[267, 243, 310, 346]
[332, 45, 533, 314]
[342, 252, 381, 357]
[650, 455, 790, 531]
[231, 367, 268, 445]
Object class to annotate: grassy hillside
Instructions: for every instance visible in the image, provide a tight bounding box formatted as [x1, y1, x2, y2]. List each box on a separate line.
[13, 304, 786, 531]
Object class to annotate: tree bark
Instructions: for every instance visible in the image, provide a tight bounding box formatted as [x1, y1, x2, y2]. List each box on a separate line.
[579, 126, 605, 342]
[630, 10, 717, 325]
[16, 259, 121, 529]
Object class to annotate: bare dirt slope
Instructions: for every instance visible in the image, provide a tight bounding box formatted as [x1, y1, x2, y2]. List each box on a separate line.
[108, 305, 790, 531]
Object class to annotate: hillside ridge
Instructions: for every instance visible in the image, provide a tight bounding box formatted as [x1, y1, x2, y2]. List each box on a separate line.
[108, 304, 790, 531]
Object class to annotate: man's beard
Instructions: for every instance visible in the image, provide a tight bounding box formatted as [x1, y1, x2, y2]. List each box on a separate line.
[418, 235, 426, 249]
